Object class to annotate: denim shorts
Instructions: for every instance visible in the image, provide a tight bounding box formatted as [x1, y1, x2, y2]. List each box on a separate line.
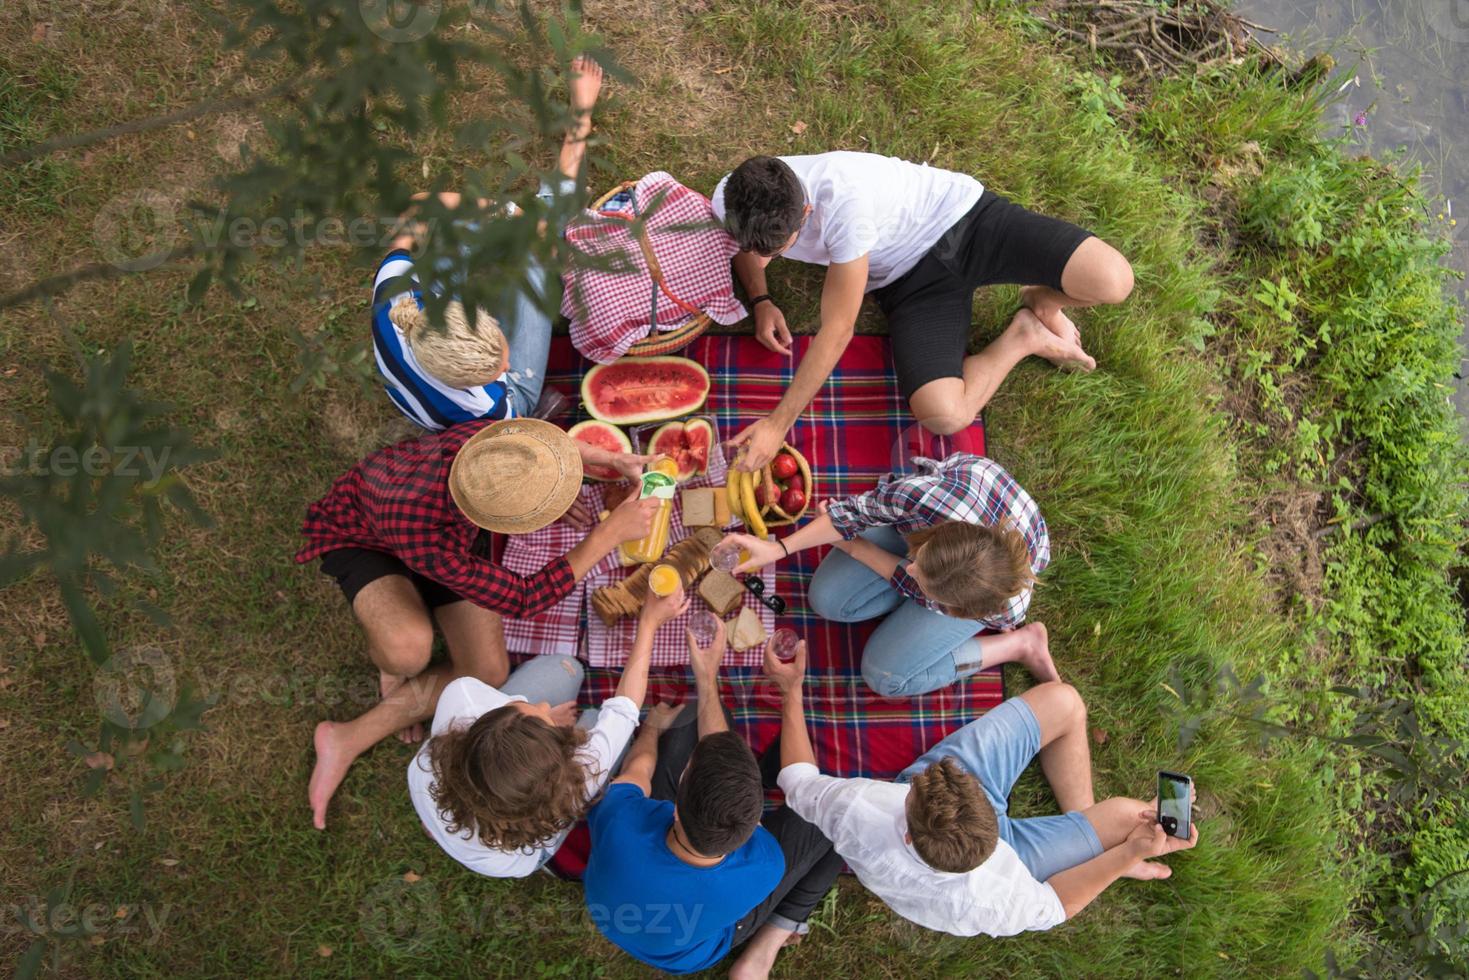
[896, 697, 1102, 880]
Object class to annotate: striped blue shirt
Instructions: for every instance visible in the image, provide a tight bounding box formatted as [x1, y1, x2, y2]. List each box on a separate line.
[370, 249, 515, 431]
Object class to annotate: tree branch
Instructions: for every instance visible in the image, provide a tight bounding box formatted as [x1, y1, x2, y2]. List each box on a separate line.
[0, 77, 299, 169]
[0, 243, 213, 311]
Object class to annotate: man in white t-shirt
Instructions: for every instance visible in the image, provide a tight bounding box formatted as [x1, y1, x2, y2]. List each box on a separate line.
[758, 641, 1197, 942]
[710, 152, 1135, 470]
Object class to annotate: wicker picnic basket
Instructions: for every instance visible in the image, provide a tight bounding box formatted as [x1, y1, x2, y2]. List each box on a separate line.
[589, 180, 712, 357]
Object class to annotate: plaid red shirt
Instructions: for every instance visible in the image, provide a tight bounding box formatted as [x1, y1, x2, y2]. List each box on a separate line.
[825, 454, 1049, 631]
[295, 420, 576, 618]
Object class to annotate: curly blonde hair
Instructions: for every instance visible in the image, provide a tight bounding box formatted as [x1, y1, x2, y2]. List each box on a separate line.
[427, 705, 593, 852]
[388, 295, 507, 390]
[905, 519, 1036, 621]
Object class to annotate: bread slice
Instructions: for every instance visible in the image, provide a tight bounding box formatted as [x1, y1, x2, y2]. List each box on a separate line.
[726, 605, 767, 652]
[680, 488, 716, 527]
[712, 486, 732, 526]
[698, 569, 745, 618]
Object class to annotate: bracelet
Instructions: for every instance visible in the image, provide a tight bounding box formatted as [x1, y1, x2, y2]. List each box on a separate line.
[778, 538, 789, 558]
[749, 294, 773, 308]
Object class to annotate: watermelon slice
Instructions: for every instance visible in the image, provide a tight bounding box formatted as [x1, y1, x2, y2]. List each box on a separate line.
[581, 356, 711, 425]
[647, 418, 713, 483]
[567, 419, 632, 482]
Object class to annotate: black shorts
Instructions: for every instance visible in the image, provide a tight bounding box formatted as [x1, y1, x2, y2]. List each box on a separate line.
[870, 192, 1094, 399]
[319, 547, 466, 610]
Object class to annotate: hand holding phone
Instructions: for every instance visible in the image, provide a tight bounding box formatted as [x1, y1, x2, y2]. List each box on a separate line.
[1157, 770, 1193, 840]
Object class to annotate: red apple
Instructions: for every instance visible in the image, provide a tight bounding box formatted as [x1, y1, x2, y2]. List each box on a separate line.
[771, 454, 799, 480]
[783, 474, 804, 495]
[780, 487, 807, 514]
[755, 482, 777, 507]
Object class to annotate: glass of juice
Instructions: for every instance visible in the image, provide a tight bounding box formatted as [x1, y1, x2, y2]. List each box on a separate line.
[648, 563, 680, 598]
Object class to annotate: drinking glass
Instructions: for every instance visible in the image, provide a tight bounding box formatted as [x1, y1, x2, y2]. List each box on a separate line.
[710, 541, 741, 573]
[769, 628, 801, 663]
[688, 609, 720, 648]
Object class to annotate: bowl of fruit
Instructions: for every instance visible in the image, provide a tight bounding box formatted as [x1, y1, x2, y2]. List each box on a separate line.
[757, 444, 812, 528]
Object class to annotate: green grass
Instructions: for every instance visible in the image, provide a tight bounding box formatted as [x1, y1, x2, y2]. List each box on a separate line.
[1, 0, 1463, 976]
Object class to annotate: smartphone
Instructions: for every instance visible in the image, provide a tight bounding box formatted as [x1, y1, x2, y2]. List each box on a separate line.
[1157, 770, 1193, 840]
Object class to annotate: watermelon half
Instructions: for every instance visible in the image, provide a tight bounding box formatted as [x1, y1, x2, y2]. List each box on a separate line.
[647, 418, 713, 483]
[566, 419, 632, 481]
[581, 356, 711, 425]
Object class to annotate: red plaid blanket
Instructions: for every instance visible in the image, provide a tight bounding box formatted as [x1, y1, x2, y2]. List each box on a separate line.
[515, 334, 1002, 784]
[561, 173, 747, 364]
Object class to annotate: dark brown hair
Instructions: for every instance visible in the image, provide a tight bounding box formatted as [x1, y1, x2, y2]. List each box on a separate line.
[427, 704, 592, 852]
[906, 757, 999, 873]
[675, 731, 763, 856]
[905, 519, 1036, 620]
[723, 156, 805, 255]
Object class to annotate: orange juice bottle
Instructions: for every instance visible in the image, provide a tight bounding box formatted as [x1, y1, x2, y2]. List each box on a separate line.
[620, 459, 678, 564]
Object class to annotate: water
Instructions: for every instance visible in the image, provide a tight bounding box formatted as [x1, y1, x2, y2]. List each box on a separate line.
[1236, 0, 1469, 416]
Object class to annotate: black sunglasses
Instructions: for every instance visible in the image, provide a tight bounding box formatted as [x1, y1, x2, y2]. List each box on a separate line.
[742, 575, 787, 615]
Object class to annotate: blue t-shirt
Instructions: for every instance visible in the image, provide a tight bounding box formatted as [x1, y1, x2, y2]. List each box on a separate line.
[583, 784, 784, 974]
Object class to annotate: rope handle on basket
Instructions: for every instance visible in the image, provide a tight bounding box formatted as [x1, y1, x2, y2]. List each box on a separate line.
[597, 183, 707, 321]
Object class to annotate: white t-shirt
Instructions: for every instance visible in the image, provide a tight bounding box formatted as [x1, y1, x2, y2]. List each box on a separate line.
[778, 762, 1066, 937]
[710, 151, 984, 289]
[407, 676, 640, 878]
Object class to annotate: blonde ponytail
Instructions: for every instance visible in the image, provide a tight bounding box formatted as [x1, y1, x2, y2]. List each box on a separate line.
[388, 295, 429, 337]
[389, 296, 508, 390]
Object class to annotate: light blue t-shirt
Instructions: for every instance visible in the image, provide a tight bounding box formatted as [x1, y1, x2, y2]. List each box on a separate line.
[583, 783, 784, 974]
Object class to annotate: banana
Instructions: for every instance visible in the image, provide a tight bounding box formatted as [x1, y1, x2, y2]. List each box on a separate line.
[739, 468, 767, 538]
[725, 475, 744, 524]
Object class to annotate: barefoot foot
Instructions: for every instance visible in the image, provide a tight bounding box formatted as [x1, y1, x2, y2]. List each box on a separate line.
[1009, 307, 1095, 372]
[309, 721, 359, 830]
[1122, 859, 1173, 881]
[728, 925, 798, 980]
[380, 671, 423, 744]
[1016, 622, 1060, 682]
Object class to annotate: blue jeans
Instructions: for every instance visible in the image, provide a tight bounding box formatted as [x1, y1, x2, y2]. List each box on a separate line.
[499, 653, 585, 706]
[432, 185, 562, 416]
[499, 258, 553, 416]
[896, 698, 1103, 880]
[807, 525, 986, 697]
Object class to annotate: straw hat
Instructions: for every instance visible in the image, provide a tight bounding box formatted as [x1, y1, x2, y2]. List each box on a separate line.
[448, 418, 584, 533]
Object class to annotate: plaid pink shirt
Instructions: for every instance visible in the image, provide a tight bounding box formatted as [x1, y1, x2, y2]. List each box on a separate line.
[825, 454, 1048, 631]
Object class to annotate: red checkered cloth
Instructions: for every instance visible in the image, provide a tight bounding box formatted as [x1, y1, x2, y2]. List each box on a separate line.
[561, 173, 746, 364]
[522, 334, 1002, 792]
[501, 430, 777, 665]
[499, 482, 613, 658]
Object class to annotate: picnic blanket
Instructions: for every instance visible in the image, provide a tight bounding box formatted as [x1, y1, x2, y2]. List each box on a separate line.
[501, 451, 777, 668]
[511, 333, 1002, 784]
